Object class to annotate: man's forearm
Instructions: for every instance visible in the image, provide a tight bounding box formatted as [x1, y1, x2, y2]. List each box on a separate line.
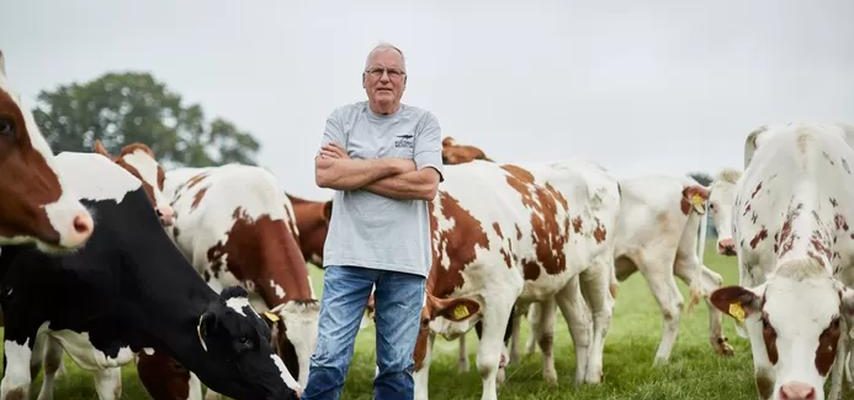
[364, 169, 439, 201]
[316, 158, 409, 190]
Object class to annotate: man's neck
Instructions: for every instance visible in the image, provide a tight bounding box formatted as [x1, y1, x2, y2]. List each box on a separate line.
[369, 101, 401, 116]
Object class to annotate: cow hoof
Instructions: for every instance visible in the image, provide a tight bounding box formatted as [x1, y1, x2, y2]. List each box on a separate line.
[544, 371, 558, 386]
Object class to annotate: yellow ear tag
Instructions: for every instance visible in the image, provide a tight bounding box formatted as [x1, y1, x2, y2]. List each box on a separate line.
[728, 303, 746, 323]
[452, 304, 470, 320]
[263, 311, 280, 323]
[692, 194, 704, 207]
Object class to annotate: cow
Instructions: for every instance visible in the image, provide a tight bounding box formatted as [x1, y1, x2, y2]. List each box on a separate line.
[92, 141, 174, 226]
[414, 160, 619, 400]
[28, 142, 178, 399]
[709, 123, 854, 400]
[523, 175, 731, 367]
[135, 164, 319, 399]
[441, 136, 492, 165]
[286, 194, 332, 266]
[708, 168, 742, 256]
[0, 152, 300, 400]
[0, 50, 93, 251]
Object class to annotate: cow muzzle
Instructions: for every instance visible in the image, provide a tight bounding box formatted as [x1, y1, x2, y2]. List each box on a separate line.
[778, 381, 816, 400]
[717, 238, 736, 256]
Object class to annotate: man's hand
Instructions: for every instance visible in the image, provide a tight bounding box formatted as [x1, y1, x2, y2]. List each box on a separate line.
[318, 143, 350, 160]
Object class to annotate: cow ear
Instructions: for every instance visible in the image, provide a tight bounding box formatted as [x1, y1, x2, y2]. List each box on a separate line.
[682, 185, 710, 215]
[93, 140, 112, 159]
[711, 286, 762, 323]
[744, 125, 768, 168]
[322, 201, 333, 222]
[197, 311, 218, 352]
[436, 298, 481, 322]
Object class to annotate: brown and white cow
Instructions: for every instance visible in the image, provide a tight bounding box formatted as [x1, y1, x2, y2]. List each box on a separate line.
[93, 141, 174, 226]
[710, 123, 854, 400]
[525, 175, 732, 366]
[414, 160, 619, 400]
[0, 50, 93, 251]
[285, 194, 331, 266]
[136, 164, 319, 399]
[708, 168, 742, 256]
[441, 136, 492, 165]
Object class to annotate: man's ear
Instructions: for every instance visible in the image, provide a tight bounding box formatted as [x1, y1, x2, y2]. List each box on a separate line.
[710, 285, 763, 322]
[362, 72, 367, 88]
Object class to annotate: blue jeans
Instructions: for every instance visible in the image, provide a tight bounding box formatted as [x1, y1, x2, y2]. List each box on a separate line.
[302, 265, 425, 400]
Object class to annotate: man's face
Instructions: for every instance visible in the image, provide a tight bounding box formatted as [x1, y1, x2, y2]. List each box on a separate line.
[363, 49, 406, 111]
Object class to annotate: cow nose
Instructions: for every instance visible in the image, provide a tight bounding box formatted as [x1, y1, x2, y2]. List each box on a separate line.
[779, 381, 816, 400]
[157, 205, 175, 227]
[73, 212, 93, 234]
[718, 238, 736, 255]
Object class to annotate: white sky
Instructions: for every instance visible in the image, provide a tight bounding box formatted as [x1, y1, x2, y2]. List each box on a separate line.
[2, 0, 853, 199]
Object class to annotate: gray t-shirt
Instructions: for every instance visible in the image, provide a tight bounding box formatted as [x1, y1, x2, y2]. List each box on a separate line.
[320, 101, 443, 277]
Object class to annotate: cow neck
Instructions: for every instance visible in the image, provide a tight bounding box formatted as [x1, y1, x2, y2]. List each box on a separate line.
[222, 211, 314, 305]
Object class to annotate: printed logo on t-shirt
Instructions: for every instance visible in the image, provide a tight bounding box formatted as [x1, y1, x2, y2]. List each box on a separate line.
[394, 133, 415, 149]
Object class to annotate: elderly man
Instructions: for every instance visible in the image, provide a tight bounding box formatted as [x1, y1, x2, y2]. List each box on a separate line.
[305, 43, 443, 400]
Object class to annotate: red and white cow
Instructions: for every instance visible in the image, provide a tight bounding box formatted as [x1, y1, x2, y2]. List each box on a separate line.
[285, 194, 331, 266]
[415, 160, 619, 400]
[524, 175, 731, 366]
[441, 137, 492, 165]
[146, 164, 319, 399]
[93, 141, 174, 226]
[710, 123, 854, 400]
[0, 50, 93, 251]
[708, 169, 742, 256]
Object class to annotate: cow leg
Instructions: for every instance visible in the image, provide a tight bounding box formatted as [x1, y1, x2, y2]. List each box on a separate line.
[35, 337, 64, 400]
[508, 305, 523, 365]
[92, 367, 121, 400]
[524, 303, 542, 355]
[829, 319, 849, 400]
[673, 253, 733, 357]
[475, 298, 514, 400]
[531, 297, 558, 385]
[457, 334, 469, 372]
[413, 333, 434, 400]
[555, 276, 591, 385]
[637, 255, 683, 365]
[578, 260, 614, 384]
[1, 333, 37, 400]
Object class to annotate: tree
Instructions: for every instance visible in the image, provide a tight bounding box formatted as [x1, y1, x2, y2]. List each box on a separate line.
[32, 72, 259, 167]
[688, 171, 712, 187]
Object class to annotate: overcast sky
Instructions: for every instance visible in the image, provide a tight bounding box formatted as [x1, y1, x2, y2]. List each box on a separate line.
[2, 0, 853, 199]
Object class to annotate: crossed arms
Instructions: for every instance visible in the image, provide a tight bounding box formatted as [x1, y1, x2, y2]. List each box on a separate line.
[315, 143, 440, 201]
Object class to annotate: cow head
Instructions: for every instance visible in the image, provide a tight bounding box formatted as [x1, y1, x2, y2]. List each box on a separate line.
[94, 141, 174, 226]
[286, 194, 332, 265]
[0, 51, 93, 252]
[441, 136, 492, 165]
[195, 286, 301, 399]
[413, 294, 481, 370]
[711, 263, 853, 400]
[709, 169, 741, 256]
[266, 300, 320, 387]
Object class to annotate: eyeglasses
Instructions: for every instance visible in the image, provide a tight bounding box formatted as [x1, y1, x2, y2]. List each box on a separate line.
[365, 67, 406, 80]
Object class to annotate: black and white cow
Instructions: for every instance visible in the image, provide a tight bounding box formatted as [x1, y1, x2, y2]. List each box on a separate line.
[0, 153, 300, 400]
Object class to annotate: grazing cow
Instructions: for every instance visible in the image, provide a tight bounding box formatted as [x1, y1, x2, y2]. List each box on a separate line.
[137, 164, 318, 399]
[441, 136, 492, 165]
[286, 194, 332, 266]
[0, 51, 93, 251]
[708, 169, 742, 256]
[414, 160, 619, 400]
[0, 153, 300, 400]
[710, 123, 854, 400]
[93, 141, 174, 226]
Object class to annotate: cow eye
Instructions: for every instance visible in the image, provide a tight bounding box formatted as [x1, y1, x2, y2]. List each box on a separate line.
[0, 118, 14, 137]
[710, 203, 717, 211]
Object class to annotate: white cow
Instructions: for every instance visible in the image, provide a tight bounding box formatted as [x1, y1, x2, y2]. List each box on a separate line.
[710, 123, 854, 400]
[414, 160, 619, 400]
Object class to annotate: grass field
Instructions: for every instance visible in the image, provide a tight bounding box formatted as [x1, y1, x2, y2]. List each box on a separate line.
[3, 241, 852, 399]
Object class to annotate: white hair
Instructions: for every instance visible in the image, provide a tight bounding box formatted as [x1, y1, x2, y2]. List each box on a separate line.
[364, 43, 406, 71]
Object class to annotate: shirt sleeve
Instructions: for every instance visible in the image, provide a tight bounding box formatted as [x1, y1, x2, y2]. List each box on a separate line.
[320, 108, 347, 149]
[413, 111, 444, 182]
